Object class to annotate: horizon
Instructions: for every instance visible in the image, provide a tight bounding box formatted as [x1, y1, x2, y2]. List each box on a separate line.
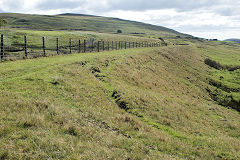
[1, 0, 240, 40]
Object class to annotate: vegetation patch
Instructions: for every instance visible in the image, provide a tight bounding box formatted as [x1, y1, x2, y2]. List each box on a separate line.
[205, 58, 240, 71]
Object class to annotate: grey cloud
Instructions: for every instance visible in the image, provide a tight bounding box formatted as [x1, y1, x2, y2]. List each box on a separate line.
[0, 0, 24, 11]
[33, 0, 225, 13]
[37, 0, 87, 10]
[106, 0, 219, 12]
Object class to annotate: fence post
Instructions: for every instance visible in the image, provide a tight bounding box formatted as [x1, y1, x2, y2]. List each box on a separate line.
[84, 40, 86, 53]
[129, 42, 130, 48]
[103, 41, 105, 51]
[108, 41, 109, 51]
[56, 37, 59, 54]
[133, 42, 135, 48]
[125, 41, 127, 49]
[91, 41, 94, 52]
[118, 41, 120, 50]
[42, 37, 46, 57]
[24, 35, 27, 58]
[78, 40, 81, 53]
[69, 38, 72, 54]
[1, 34, 4, 61]
[97, 41, 100, 52]
[115, 41, 117, 50]
[112, 41, 114, 50]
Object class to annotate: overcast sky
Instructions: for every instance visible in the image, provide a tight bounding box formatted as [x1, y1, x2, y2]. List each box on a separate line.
[0, 0, 240, 40]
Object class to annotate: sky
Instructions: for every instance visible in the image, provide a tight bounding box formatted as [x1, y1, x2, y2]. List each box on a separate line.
[0, 0, 240, 40]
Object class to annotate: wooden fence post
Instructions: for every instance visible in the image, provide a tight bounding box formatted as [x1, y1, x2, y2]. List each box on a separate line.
[56, 37, 59, 54]
[129, 42, 130, 48]
[103, 41, 105, 51]
[119, 41, 120, 50]
[78, 40, 81, 53]
[133, 42, 135, 48]
[97, 41, 100, 52]
[69, 38, 72, 54]
[112, 41, 114, 50]
[84, 40, 86, 53]
[108, 41, 110, 50]
[42, 37, 46, 57]
[115, 41, 117, 50]
[125, 41, 127, 49]
[91, 41, 94, 52]
[24, 35, 27, 58]
[1, 34, 4, 61]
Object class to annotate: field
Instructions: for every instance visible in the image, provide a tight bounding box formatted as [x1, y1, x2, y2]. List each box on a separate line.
[0, 13, 181, 38]
[0, 13, 240, 159]
[0, 29, 166, 60]
[195, 42, 240, 109]
[0, 44, 240, 159]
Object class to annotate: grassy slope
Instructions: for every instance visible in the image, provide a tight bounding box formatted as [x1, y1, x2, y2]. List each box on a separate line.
[0, 13, 180, 38]
[0, 29, 162, 49]
[194, 41, 240, 107]
[0, 46, 239, 159]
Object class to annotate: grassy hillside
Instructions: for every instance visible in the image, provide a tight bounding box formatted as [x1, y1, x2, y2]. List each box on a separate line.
[0, 28, 164, 60]
[195, 41, 240, 110]
[0, 13, 186, 61]
[0, 45, 240, 159]
[0, 12, 239, 159]
[225, 39, 240, 43]
[0, 13, 181, 38]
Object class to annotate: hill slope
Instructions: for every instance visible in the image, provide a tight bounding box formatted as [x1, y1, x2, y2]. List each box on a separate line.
[225, 39, 240, 43]
[0, 45, 239, 159]
[0, 13, 181, 37]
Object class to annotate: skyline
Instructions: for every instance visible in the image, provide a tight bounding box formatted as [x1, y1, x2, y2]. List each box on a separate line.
[1, 0, 240, 40]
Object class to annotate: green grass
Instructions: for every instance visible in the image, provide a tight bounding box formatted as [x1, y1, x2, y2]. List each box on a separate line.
[0, 13, 181, 38]
[195, 42, 240, 109]
[0, 29, 163, 47]
[0, 46, 240, 159]
[0, 28, 164, 60]
[0, 12, 239, 159]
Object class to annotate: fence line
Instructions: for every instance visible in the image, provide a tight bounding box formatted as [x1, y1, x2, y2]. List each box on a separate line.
[0, 34, 167, 62]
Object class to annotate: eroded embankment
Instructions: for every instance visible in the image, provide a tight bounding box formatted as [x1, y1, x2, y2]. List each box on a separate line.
[205, 58, 240, 111]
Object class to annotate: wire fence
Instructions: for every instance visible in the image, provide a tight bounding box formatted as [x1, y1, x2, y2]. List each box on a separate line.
[0, 34, 167, 62]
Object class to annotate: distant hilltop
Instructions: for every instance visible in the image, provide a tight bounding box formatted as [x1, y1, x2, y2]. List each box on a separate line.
[225, 39, 240, 43]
